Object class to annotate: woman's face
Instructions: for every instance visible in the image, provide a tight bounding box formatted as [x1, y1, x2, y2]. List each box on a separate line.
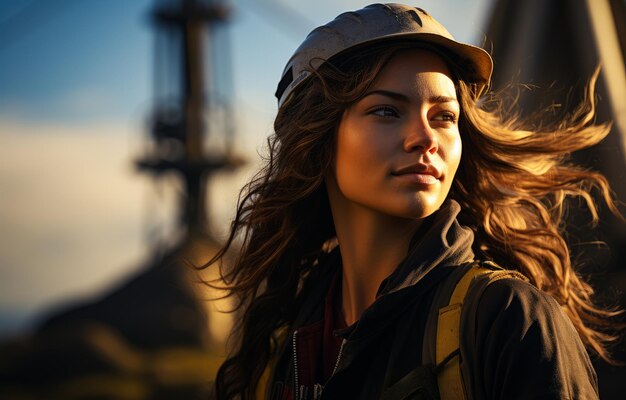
[327, 48, 462, 220]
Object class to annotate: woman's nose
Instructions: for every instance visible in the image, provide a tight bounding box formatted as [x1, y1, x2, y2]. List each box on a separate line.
[403, 117, 438, 154]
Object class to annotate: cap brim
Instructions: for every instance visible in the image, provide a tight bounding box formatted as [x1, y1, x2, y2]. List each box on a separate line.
[331, 32, 493, 85]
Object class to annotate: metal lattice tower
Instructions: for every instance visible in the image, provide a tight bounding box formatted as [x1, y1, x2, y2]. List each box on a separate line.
[138, 0, 240, 237]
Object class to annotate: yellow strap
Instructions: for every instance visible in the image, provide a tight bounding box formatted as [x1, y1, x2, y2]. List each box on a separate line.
[256, 326, 289, 399]
[436, 265, 492, 400]
[256, 361, 273, 399]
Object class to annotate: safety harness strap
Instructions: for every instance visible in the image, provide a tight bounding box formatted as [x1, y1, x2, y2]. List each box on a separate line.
[435, 261, 528, 400]
[256, 326, 289, 399]
[435, 265, 492, 400]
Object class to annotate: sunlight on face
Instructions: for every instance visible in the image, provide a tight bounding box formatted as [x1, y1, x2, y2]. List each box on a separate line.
[327, 49, 461, 220]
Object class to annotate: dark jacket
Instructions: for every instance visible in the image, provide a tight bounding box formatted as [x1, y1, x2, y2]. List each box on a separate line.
[267, 200, 599, 400]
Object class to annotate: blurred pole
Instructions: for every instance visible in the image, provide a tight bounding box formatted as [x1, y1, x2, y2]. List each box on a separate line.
[584, 0, 626, 163]
[181, 0, 209, 232]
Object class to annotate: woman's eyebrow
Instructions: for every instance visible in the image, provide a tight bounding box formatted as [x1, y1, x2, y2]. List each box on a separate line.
[362, 90, 458, 105]
[363, 89, 410, 102]
[429, 95, 459, 105]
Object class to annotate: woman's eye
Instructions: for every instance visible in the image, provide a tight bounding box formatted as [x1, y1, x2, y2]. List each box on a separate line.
[371, 106, 399, 118]
[432, 111, 457, 123]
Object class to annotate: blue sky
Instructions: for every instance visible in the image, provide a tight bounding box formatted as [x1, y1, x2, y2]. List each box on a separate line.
[0, 0, 493, 336]
[0, 0, 152, 122]
[0, 0, 493, 123]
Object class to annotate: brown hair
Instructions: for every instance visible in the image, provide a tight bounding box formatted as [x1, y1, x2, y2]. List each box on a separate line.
[205, 43, 623, 399]
[453, 73, 624, 359]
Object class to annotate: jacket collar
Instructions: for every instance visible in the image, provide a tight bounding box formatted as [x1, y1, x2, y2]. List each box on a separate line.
[293, 199, 474, 330]
[378, 199, 475, 296]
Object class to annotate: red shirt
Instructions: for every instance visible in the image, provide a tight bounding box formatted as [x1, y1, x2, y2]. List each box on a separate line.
[293, 271, 347, 388]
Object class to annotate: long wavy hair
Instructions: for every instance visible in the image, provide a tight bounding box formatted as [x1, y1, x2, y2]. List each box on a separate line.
[206, 42, 624, 399]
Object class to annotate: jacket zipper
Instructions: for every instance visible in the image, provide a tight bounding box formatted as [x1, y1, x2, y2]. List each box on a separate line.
[331, 338, 347, 376]
[294, 334, 347, 400]
[313, 384, 323, 400]
[292, 330, 299, 400]
[314, 339, 346, 400]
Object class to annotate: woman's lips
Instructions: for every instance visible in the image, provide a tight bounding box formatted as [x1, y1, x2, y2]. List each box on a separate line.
[394, 172, 439, 185]
[393, 163, 442, 179]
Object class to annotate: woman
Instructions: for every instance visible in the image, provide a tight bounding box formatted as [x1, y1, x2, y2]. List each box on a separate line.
[207, 4, 623, 399]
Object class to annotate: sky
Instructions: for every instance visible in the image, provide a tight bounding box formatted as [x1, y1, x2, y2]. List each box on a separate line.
[0, 0, 494, 337]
